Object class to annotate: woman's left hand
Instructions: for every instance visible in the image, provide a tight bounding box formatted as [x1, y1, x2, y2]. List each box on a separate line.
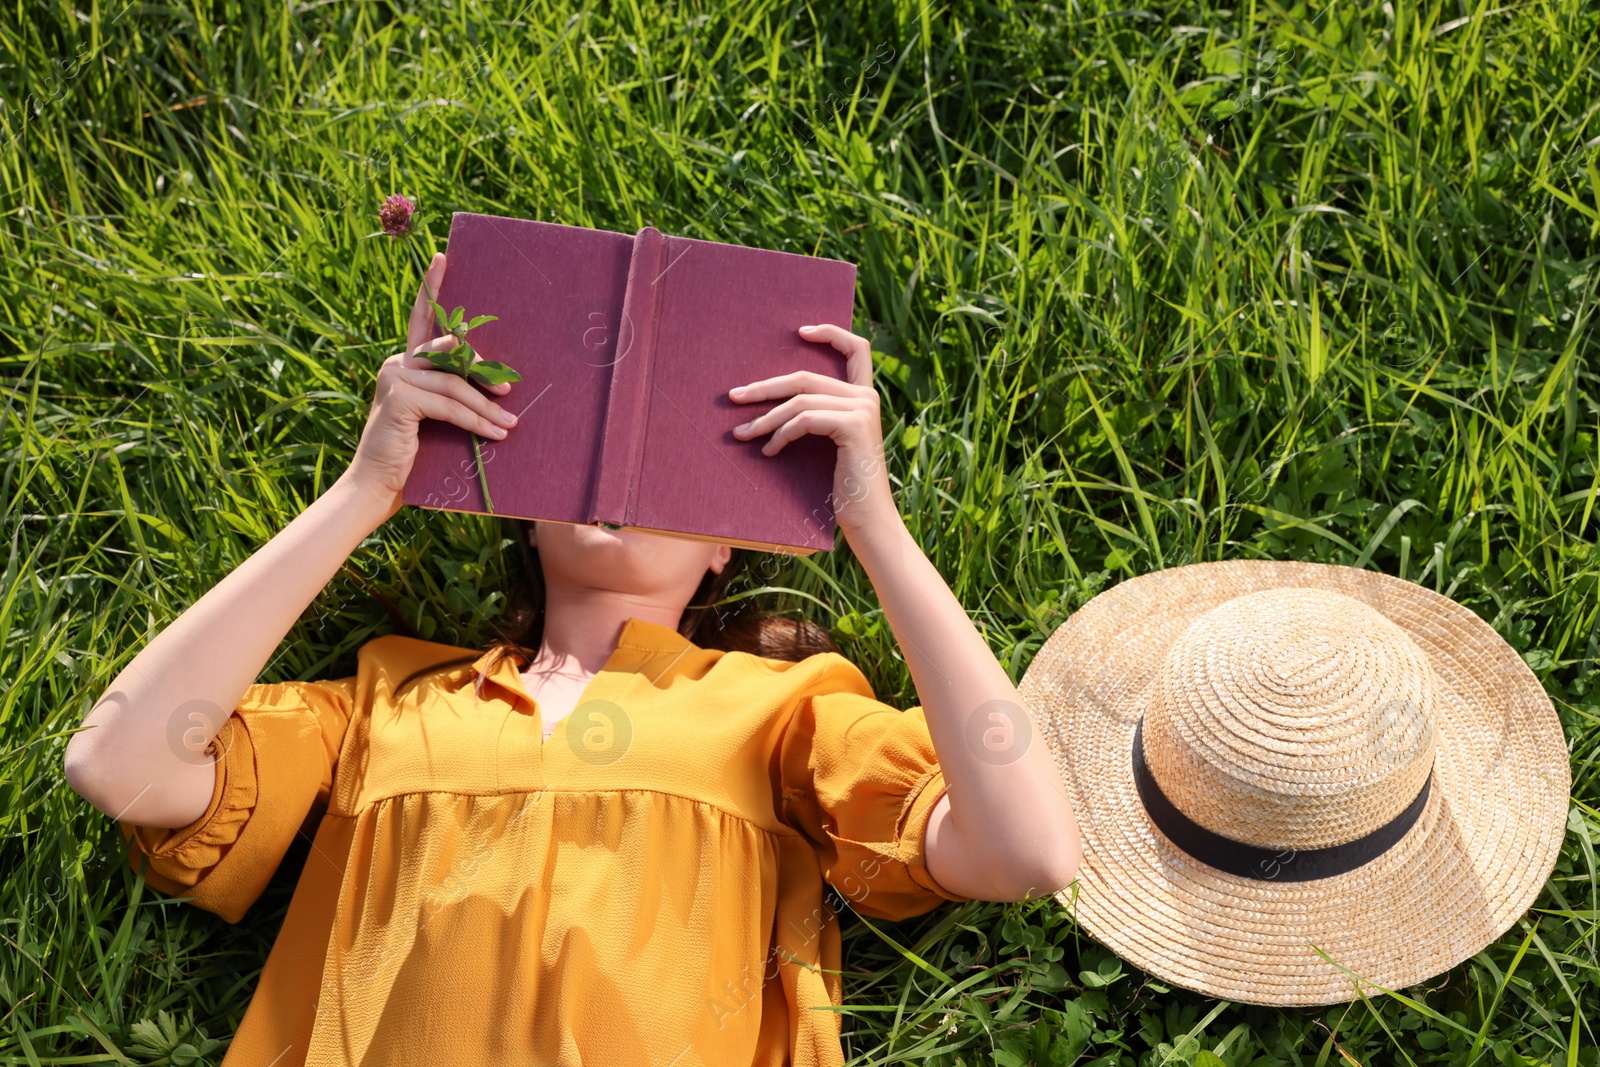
[728, 323, 900, 542]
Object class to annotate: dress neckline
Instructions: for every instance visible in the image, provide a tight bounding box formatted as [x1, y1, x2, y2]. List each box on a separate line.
[469, 615, 697, 718]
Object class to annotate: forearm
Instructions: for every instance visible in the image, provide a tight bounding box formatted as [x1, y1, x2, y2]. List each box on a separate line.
[64, 472, 395, 828]
[848, 517, 1081, 898]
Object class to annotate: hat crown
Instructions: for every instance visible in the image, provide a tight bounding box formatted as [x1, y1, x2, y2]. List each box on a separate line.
[1141, 586, 1436, 850]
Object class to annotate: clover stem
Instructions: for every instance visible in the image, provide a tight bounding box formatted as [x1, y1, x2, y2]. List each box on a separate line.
[472, 432, 495, 513]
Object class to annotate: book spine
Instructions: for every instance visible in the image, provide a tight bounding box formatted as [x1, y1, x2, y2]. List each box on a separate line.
[589, 226, 664, 526]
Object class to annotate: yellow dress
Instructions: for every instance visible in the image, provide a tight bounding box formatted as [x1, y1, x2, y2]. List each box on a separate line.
[121, 616, 971, 1066]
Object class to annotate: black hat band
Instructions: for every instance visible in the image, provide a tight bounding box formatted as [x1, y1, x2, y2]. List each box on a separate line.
[1131, 717, 1433, 882]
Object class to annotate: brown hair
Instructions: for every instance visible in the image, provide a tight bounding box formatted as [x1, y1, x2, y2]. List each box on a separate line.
[392, 519, 838, 698]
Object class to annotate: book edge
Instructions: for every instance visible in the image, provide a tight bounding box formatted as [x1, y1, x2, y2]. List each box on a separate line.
[404, 503, 824, 556]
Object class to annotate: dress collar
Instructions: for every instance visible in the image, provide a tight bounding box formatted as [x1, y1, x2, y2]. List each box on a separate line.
[469, 616, 696, 707]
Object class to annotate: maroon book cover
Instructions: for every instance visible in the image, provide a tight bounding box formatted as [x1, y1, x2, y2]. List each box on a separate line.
[400, 213, 857, 555]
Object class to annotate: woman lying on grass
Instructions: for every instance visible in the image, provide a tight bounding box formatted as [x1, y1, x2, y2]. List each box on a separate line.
[63, 252, 1081, 1066]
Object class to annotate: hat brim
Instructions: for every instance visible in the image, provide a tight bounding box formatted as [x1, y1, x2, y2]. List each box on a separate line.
[1022, 560, 1570, 1006]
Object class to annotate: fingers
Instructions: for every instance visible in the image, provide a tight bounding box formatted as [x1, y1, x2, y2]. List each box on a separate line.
[731, 393, 862, 444]
[727, 333, 880, 458]
[797, 323, 872, 389]
[729, 368, 872, 404]
[405, 253, 448, 355]
[394, 362, 520, 433]
[758, 409, 854, 456]
[406, 387, 514, 440]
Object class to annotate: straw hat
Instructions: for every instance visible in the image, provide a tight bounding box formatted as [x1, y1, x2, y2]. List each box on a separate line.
[1021, 560, 1570, 1006]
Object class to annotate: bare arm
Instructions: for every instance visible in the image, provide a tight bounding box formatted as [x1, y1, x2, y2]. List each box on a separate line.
[63, 477, 394, 828]
[64, 253, 523, 828]
[730, 324, 1082, 901]
[841, 520, 1082, 900]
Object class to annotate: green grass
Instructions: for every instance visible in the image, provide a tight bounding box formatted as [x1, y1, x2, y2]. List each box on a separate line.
[2, 0, 1598, 1062]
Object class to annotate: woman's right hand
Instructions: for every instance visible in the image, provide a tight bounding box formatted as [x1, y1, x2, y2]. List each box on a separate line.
[342, 252, 521, 517]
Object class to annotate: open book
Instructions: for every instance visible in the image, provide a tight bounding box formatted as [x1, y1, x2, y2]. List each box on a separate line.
[400, 213, 858, 555]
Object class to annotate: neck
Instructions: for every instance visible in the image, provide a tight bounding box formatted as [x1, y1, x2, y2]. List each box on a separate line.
[530, 587, 684, 675]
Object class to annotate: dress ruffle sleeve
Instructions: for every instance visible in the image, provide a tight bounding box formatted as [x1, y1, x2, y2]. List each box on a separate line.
[119, 677, 356, 924]
[775, 653, 972, 922]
